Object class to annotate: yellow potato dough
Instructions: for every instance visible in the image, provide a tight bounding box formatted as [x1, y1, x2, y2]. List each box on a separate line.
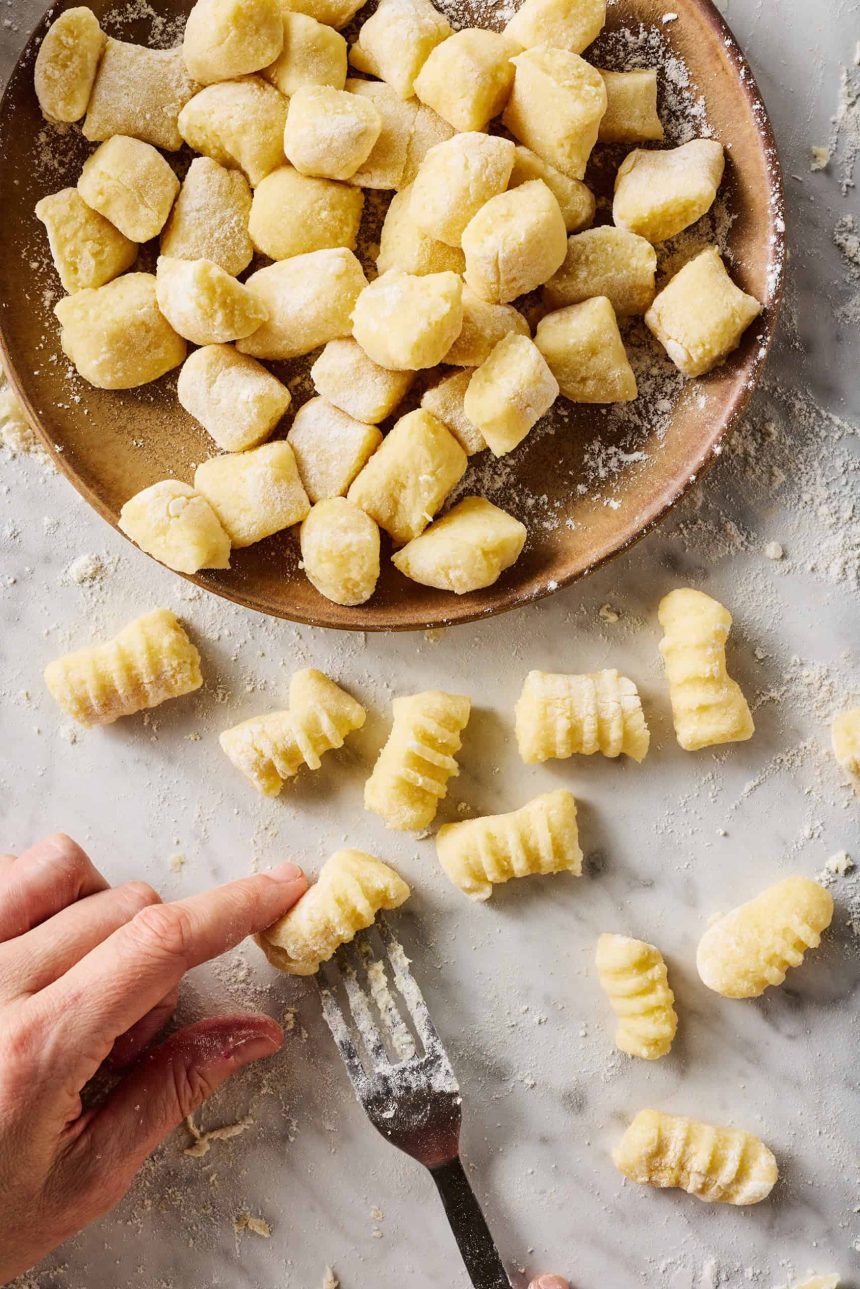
[645, 246, 762, 377]
[509, 145, 595, 233]
[35, 7, 106, 123]
[78, 136, 179, 244]
[347, 408, 467, 543]
[35, 188, 136, 294]
[410, 133, 516, 248]
[195, 441, 310, 546]
[55, 273, 186, 390]
[421, 371, 485, 454]
[84, 40, 199, 152]
[413, 29, 515, 132]
[280, 0, 365, 28]
[300, 498, 381, 606]
[401, 102, 456, 186]
[613, 138, 725, 242]
[183, 0, 283, 84]
[393, 496, 526, 593]
[160, 157, 253, 275]
[543, 226, 657, 316]
[311, 338, 414, 423]
[177, 345, 291, 451]
[377, 185, 466, 277]
[178, 78, 288, 186]
[349, 0, 452, 100]
[155, 257, 267, 346]
[505, 0, 606, 54]
[832, 707, 860, 783]
[461, 179, 567, 304]
[503, 46, 607, 180]
[249, 166, 363, 259]
[464, 333, 558, 456]
[284, 84, 382, 180]
[288, 397, 383, 501]
[346, 79, 418, 190]
[535, 297, 637, 402]
[444, 288, 531, 367]
[264, 12, 347, 96]
[352, 269, 464, 371]
[118, 480, 231, 573]
[598, 69, 663, 143]
[238, 248, 367, 359]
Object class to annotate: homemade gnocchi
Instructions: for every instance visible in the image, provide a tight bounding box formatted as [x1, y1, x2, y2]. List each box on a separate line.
[288, 397, 383, 501]
[595, 935, 677, 1060]
[194, 440, 310, 546]
[35, 188, 137, 293]
[503, 47, 607, 180]
[392, 497, 526, 593]
[516, 668, 650, 763]
[352, 270, 464, 371]
[155, 256, 268, 346]
[543, 226, 657, 316]
[35, 7, 106, 124]
[284, 84, 382, 180]
[78, 136, 179, 243]
[238, 249, 367, 360]
[504, 0, 606, 56]
[311, 338, 414, 424]
[349, 0, 451, 100]
[645, 247, 762, 376]
[160, 157, 253, 275]
[420, 370, 486, 454]
[182, 0, 284, 85]
[598, 68, 664, 143]
[365, 690, 471, 831]
[178, 345, 291, 452]
[410, 133, 516, 248]
[413, 29, 515, 133]
[118, 479, 231, 574]
[300, 498, 381, 605]
[265, 12, 347, 97]
[464, 333, 559, 456]
[84, 39, 199, 152]
[55, 273, 186, 389]
[376, 185, 466, 277]
[613, 138, 725, 242]
[831, 707, 860, 784]
[178, 77, 289, 186]
[535, 298, 638, 403]
[461, 179, 567, 303]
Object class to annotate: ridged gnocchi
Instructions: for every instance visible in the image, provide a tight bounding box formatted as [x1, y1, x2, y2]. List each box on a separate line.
[595, 935, 677, 1060]
[515, 668, 650, 763]
[365, 690, 471, 831]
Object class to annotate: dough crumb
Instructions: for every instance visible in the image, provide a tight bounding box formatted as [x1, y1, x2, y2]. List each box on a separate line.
[599, 603, 620, 622]
[170, 852, 186, 873]
[234, 1211, 271, 1238]
[184, 1112, 252, 1157]
[763, 541, 784, 560]
[810, 146, 831, 171]
[63, 553, 111, 585]
[322, 1268, 340, 1289]
[824, 850, 854, 877]
[0, 377, 51, 465]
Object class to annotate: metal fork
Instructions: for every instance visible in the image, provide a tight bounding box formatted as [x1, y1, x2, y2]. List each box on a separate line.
[317, 915, 512, 1289]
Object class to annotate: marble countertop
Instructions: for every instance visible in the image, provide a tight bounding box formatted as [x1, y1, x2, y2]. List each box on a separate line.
[1, 1, 858, 1287]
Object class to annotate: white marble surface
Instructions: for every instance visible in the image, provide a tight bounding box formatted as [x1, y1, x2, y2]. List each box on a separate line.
[1, 1, 859, 1287]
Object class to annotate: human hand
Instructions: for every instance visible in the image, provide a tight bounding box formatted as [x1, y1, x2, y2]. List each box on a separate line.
[528, 1276, 570, 1289]
[0, 833, 307, 1282]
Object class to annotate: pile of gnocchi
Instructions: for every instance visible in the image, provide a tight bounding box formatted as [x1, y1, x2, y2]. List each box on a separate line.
[33, 0, 764, 608]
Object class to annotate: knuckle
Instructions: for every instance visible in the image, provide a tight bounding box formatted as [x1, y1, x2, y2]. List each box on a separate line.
[170, 1058, 219, 1117]
[127, 903, 195, 965]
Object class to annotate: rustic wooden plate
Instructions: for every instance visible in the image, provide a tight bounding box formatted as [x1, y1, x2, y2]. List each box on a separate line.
[0, 0, 784, 631]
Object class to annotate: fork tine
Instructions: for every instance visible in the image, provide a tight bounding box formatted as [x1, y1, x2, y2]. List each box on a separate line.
[377, 915, 444, 1053]
[336, 939, 392, 1070]
[317, 978, 368, 1086]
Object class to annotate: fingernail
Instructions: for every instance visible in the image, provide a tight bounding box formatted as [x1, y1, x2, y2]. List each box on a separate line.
[269, 861, 304, 883]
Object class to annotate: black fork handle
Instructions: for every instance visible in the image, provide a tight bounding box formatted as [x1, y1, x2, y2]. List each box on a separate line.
[431, 1157, 512, 1288]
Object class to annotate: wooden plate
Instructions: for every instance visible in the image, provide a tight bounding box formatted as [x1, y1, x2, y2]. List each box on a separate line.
[0, 0, 784, 631]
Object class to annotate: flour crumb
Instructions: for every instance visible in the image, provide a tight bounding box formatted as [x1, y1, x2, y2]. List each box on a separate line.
[810, 146, 831, 171]
[0, 376, 50, 465]
[169, 852, 186, 873]
[661, 11, 678, 21]
[63, 553, 111, 585]
[763, 541, 784, 560]
[322, 1268, 339, 1289]
[599, 602, 620, 622]
[59, 724, 80, 745]
[823, 850, 855, 878]
[234, 1211, 271, 1238]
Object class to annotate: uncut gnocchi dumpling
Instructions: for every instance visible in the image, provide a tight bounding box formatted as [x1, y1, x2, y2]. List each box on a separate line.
[84, 40, 199, 152]
[365, 690, 471, 831]
[464, 333, 558, 456]
[178, 78, 289, 186]
[402, 101, 456, 186]
[265, 12, 347, 96]
[544, 226, 657, 316]
[393, 497, 526, 594]
[832, 707, 860, 784]
[177, 345, 291, 452]
[462, 180, 567, 304]
[55, 273, 186, 390]
[78, 136, 179, 243]
[183, 0, 283, 84]
[118, 480, 231, 574]
[505, 0, 606, 55]
[345, 79, 417, 189]
[349, 0, 452, 100]
[156, 257, 267, 346]
[413, 29, 515, 132]
[195, 441, 310, 546]
[284, 85, 382, 181]
[410, 133, 516, 248]
[646, 247, 762, 377]
[258, 849, 410, 975]
[614, 139, 725, 243]
[347, 409, 467, 543]
[696, 876, 833, 999]
[376, 186, 466, 277]
[595, 935, 677, 1060]
[503, 47, 607, 180]
[421, 371, 486, 454]
[301, 498, 381, 605]
[281, 0, 365, 28]
[535, 298, 637, 402]
[160, 157, 253, 276]
[352, 270, 463, 371]
[238, 249, 367, 360]
[508, 146, 595, 234]
[35, 7, 106, 124]
[444, 289, 530, 368]
[249, 166, 363, 260]
[35, 188, 136, 294]
[288, 397, 382, 501]
[516, 668, 650, 762]
[311, 338, 414, 424]
[598, 68, 663, 143]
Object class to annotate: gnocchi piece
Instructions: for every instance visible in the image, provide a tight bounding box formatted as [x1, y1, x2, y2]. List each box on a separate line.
[160, 157, 253, 276]
[155, 256, 267, 346]
[413, 29, 515, 132]
[444, 288, 531, 368]
[194, 440, 310, 546]
[613, 138, 725, 243]
[595, 935, 677, 1060]
[346, 79, 417, 189]
[503, 47, 607, 180]
[516, 669, 650, 762]
[220, 668, 366, 795]
[509, 146, 595, 234]
[257, 849, 410, 974]
[347, 409, 467, 543]
[54, 273, 186, 389]
[534, 298, 637, 402]
[831, 706, 860, 784]
[598, 68, 663, 143]
[349, 0, 452, 100]
[311, 338, 414, 424]
[178, 78, 289, 186]
[119, 479, 231, 574]
[249, 166, 363, 259]
[657, 587, 754, 750]
[543, 226, 657, 316]
[505, 0, 606, 55]
[697, 877, 834, 999]
[78, 136, 179, 243]
[789, 1278, 839, 1289]
[464, 333, 558, 456]
[376, 185, 466, 277]
[393, 497, 526, 594]
[365, 690, 471, 831]
[183, 0, 284, 84]
[238, 249, 367, 360]
[352, 269, 463, 371]
[301, 498, 381, 605]
[420, 370, 486, 454]
[287, 397, 383, 501]
[645, 247, 763, 377]
[35, 7, 106, 124]
[436, 789, 582, 900]
[177, 345, 291, 452]
[284, 84, 382, 181]
[84, 40, 199, 152]
[401, 102, 456, 186]
[462, 179, 567, 304]
[35, 188, 137, 294]
[280, 0, 365, 28]
[265, 12, 347, 96]
[613, 1111, 778, 1205]
[44, 608, 202, 728]
[410, 133, 516, 248]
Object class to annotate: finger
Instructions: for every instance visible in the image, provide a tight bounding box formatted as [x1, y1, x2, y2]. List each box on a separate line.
[0, 835, 108, 942]
[105, 987, 179, 1071]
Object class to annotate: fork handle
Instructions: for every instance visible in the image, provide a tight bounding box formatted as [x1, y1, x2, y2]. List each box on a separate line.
[431, 1157, 512, 1288]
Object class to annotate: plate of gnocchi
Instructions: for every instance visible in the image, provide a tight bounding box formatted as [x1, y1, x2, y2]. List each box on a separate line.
[0, 0, 784, 630]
